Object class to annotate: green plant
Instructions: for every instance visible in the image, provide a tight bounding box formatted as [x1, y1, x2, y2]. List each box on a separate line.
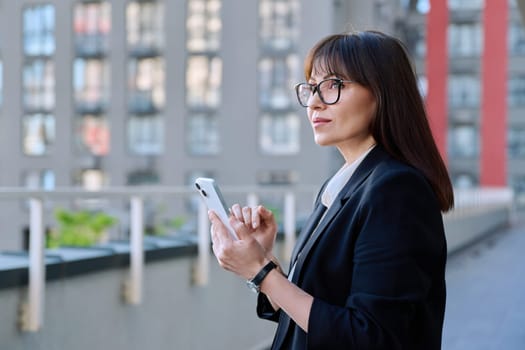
[146, 203, 187, 236]
[47, 208, 117, 248]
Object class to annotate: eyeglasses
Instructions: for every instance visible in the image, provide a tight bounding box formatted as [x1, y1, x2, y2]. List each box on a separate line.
[294, 78, 354, 107]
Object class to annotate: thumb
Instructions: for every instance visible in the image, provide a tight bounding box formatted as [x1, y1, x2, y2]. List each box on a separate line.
[259, 206, 274, 221]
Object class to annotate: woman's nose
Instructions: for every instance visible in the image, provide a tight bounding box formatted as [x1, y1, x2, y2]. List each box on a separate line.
[307, 90, 324, 109]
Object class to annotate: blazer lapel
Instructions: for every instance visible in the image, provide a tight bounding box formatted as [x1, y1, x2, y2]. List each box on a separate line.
[291, 146, 388, 283]
[289, 202, 326, 265]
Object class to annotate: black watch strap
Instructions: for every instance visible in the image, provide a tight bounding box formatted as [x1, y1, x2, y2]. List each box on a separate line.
[247, 260, 277, 293]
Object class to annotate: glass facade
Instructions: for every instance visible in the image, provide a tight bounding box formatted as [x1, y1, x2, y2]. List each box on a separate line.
[509, 76, 525, 106]
[509, 128, 525, 158]
[258, 0, 300, 156]
[73, 1, 111, 161]
[448, 74, 481, 108]
[448, 23, 483, 57]
[22, 4, 55, 156]
[186, 0, 222, 155]
[127, 1, 165, 159]
[448, 125, 479, 158]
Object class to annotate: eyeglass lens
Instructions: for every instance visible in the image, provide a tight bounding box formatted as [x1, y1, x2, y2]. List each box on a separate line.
[296, 79, 341, 107]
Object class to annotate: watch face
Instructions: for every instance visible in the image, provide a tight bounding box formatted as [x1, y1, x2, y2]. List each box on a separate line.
[246, 280, 259, 293]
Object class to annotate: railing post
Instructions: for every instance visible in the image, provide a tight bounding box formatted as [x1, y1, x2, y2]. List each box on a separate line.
[194, 200, 210, 285]
[283, 192, 296, 263]
[247, 193, 258, 208]
[126, 196, 144, 304]
[21, 198, 45, 331]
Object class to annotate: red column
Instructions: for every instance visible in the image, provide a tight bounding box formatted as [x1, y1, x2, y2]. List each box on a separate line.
[480, 0, 508, 186]
[426, 0, 449, 163]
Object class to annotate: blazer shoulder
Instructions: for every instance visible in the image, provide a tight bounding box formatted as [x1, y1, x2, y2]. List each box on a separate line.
[364, 156, 437, 206]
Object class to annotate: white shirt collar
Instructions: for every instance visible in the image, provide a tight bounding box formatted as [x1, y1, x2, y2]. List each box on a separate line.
[321, 145, 376, 209]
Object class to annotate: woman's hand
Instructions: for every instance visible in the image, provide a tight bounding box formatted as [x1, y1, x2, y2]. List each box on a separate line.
[209, 210, 269, 280]
[230, 204, 278, 255]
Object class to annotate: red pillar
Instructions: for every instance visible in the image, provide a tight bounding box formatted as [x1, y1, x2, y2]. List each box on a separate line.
[426, 0, 449, 163]
[480, 0, 508, 186]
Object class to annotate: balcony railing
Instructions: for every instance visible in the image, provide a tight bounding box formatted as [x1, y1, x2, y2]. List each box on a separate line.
[0, 185, 515, 332]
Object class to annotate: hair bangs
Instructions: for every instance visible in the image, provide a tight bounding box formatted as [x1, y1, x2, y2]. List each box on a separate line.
[304, 34, 368, 86]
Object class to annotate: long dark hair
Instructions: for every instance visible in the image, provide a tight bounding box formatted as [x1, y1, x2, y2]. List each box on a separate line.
[304, 30, 454, 212]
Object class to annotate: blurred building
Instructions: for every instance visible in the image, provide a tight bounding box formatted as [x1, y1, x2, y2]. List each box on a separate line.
[0, 0, 523, 249]
[395, 0, 525, 199]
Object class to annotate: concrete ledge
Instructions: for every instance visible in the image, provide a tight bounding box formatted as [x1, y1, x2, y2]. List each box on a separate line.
[444, 206, 512, 254]
[0, 234, 198, 290]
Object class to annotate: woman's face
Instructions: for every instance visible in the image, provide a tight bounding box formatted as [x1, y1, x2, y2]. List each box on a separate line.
[306, 69, 377, 160]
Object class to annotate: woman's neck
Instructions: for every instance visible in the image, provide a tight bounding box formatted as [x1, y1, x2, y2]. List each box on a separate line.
[337, 137, 377, 164]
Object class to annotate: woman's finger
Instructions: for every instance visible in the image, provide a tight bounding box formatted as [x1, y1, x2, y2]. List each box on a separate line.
[231, 204, 243, 221]
[252, 206, 261, 229]
[242, 206, 252, 228]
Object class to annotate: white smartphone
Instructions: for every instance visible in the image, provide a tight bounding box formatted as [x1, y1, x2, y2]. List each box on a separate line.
[194, 177, 238, 240]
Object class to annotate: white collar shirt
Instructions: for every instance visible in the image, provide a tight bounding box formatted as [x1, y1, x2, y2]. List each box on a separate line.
[321, 145, 376, 209]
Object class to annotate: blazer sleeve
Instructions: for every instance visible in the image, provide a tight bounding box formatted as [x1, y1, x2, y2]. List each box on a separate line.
[307, 169, 446, 349]
[256, 292, 281, 322]
[256, 180, 329, 323]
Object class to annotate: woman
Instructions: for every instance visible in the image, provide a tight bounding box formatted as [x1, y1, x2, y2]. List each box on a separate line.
[209, 30, 453, 349]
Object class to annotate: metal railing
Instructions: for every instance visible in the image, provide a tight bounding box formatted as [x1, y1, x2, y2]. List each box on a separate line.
[0, 185, 515, 332]
[0, 185, 317, 332]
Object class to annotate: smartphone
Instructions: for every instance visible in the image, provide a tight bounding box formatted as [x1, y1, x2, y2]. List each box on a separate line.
[194, 177, 238, 240]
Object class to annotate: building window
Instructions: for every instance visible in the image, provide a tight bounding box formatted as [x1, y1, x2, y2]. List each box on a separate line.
[448, 125, 479, 158]
[259, 56, 300, 110]
[186, 0, 221, 52]
[128, 115, 164, 155]
[509, 22, 525, 55]
[187, 114, 220, 155]
[510, 175, 525, 207]
[127, 1, 164, 56]
[23, 59, 55, 113]
[259, 0, 300, 155]
[23, 114, 55, 156]
[509, 128, 525, 158]
[127, 1, 165, 156]
[22, 5, 56, 157]
[448, 0, 484, 10]
[74, 115, 110, 156]
[448, 23, 483, 57]
[403, 25, 427, 59]
[23, 4, 55, 56]
[448, 74, 480, 108]
[259, 0, 300, 51]
[127, 169, 160, 185]
[73, 58, 110, 115]
[73, 1, 111, 161]
[400, 0, 431, 13]
[73, 1, 111, 56]
[22, 169, 55, 190]
[509, 76, 525, 106]
[186, 0, 222, 156]
[186, 55, 221, 108]
[259, 113, 300, 155]
[73, 168, 107, 190]
[128, 57, 165, 114]
[452, 172, 477, 189]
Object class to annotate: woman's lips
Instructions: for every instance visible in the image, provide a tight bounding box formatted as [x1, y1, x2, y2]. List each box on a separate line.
[312, 117, 331, 126]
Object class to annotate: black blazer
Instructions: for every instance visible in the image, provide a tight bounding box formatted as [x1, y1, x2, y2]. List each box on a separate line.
[257, 146, 447, 349]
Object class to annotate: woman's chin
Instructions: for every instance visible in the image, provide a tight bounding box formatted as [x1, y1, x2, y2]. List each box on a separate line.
[314, 136, 331, 146]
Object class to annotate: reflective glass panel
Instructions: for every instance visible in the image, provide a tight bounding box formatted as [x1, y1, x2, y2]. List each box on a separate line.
[259, 113, 299, 155]
[187, 114, 220, 155]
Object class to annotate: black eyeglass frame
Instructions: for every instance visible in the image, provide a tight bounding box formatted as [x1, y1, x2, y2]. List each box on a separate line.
[294, 78, 355, 108]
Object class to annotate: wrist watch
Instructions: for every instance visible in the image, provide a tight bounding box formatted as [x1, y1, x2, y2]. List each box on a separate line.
[246, 260, 277, 293]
